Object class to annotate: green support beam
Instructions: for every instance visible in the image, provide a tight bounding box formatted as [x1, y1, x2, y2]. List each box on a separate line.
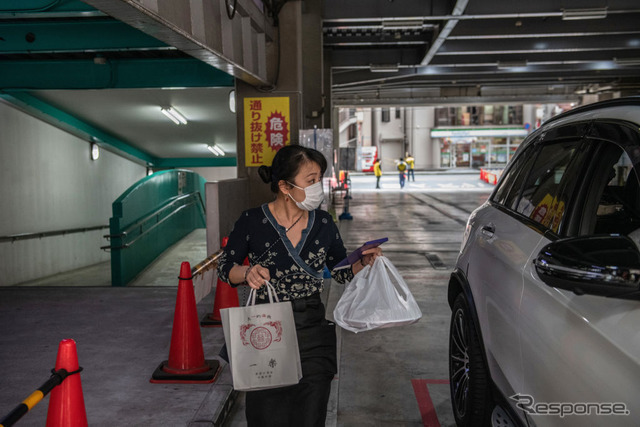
[0, 0, 96, 14]
[0, 90, 156, 164]
[0, 19, 169, 53]
[154, 157, 238, 168]
[0, 58, 234, 90]
[0, 91, 238, 168]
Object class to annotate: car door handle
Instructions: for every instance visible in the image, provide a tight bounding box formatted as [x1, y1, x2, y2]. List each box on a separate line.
[481, 223, 495, 238]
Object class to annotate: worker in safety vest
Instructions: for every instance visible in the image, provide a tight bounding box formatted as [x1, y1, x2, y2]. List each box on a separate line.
[405, 153, 415, 182]
[397, 158, 408, 189]
[374, 159, 382, 189]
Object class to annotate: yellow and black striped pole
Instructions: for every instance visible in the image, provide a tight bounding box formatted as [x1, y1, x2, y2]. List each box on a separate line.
[0, 368, 79, 427]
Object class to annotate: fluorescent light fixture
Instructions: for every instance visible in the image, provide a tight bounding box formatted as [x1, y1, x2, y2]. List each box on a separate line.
[497, 60, 527, 69]
[160, 107, 188, 125]
[207, 145, 225, 156]
[382, 18, 423, 29]
[370, 64, 399, 73]
[229, 90, 236, 113]
[562, 8, 607, 20]
[615, 57, 640, 66]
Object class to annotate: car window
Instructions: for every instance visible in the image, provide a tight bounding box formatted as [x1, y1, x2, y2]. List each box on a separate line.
[515, 141, 583, 233]
[492, 144, 539, 210]
[591, 148, 640, 237]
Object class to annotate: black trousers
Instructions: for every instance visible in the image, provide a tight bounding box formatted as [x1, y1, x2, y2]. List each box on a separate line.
[245, 295, 337, 427]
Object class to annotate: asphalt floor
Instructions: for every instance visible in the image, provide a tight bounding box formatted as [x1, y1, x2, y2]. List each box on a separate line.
[0, 173, 493, 426]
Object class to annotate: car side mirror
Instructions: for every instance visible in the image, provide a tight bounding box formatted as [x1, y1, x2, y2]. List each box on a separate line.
[534, 235, 640, 300]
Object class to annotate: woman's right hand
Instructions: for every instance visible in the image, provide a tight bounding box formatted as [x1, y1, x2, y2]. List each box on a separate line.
[245, 264, 270, 289]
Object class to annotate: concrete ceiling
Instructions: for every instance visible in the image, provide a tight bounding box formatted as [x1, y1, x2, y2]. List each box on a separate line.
[0, 0, 238, 167]
[31, 87, 237, 159]
[324, 0, 640, 106]
[2, 0, 640, 166]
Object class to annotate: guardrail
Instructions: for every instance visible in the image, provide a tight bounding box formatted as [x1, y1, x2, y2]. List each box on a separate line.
[0, 225, 109, 244]
[190, 249, 223, 279]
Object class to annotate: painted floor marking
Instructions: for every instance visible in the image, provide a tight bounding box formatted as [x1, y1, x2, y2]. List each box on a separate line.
[411, 379, 450, 427]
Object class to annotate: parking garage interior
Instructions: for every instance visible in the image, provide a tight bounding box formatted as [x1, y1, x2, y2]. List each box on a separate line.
[1, 0, 640, 426]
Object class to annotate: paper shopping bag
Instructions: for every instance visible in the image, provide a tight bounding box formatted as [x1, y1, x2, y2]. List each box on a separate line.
[221, 283, 302, 391]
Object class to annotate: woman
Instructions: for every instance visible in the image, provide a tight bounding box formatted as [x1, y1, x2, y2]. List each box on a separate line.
[217, 145, 382, 426]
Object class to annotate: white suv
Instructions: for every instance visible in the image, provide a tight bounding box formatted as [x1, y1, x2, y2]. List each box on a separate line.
[448, 98, 640, 427]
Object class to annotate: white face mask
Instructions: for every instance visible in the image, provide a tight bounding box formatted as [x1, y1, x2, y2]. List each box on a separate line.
[287, 181, 324, 211]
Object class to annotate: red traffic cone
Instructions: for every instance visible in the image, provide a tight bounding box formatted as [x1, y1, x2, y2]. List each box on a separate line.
[46, 339, 88, 427]
[201, 238, 240, 327]
[151, 262, 220, 383]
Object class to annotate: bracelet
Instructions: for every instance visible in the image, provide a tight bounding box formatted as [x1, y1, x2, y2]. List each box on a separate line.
[244, 265, 252, 283]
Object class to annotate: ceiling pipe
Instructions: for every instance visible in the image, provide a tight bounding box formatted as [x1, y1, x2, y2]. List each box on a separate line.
[420, 0, 468, 66]
[323, 9, 640, 23]
[324, 24, 437, 31]
[447, 30, 640, 40]
[333, 59, 622, 71]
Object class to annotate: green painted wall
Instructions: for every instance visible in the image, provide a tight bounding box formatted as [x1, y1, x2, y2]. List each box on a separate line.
[109, 170, 206, 286]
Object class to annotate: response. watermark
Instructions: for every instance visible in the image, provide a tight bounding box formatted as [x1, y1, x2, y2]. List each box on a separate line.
[510, 394, 630, 418]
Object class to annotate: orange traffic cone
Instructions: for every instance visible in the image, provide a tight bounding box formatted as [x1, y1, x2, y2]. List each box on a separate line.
[46, 339, 88, 427]
[201, 238, 240, 327]
[151, 262, 220, 383]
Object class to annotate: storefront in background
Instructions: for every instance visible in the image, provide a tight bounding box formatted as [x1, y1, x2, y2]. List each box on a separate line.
[433, 128, 528, 169]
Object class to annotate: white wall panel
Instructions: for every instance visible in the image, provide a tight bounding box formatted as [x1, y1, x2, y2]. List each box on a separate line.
[186, 167, 237, 182]
[0, 102, 146, 285]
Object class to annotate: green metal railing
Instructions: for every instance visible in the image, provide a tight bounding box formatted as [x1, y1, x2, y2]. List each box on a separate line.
[104, 170, 207, 286]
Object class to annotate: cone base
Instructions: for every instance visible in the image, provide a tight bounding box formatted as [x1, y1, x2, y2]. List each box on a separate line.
[200, 313, 222, 328]
[150, 359, 221, 384]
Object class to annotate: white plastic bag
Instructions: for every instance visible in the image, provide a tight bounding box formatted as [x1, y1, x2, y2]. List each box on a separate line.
[333, 256, 422, 333]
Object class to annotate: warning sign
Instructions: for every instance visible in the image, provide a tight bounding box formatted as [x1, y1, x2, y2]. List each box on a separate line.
[244, 97, 290, 167]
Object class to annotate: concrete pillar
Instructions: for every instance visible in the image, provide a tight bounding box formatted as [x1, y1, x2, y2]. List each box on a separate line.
[523, 104, 536, 133]
[323, 49, 333, 129]
[404, 107, 410, 156]
[371, 108, 380, 147]
[413, 107, 435, 169]
[361, 109, 372, 147]
[301, 0, 324, 129]
[371, 108, 378, 150]
[234, 0, 325, 207]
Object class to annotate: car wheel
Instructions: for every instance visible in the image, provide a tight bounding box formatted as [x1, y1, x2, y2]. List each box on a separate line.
[449, 293, 491, 426]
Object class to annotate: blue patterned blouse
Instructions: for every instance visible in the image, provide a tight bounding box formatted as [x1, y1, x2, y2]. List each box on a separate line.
[217, 204, 354, 302]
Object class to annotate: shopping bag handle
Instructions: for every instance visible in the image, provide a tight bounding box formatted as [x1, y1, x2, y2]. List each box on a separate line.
[379, 256, 410, 303]
[265, 281, 280, 303]
[246, 281, 280, 306]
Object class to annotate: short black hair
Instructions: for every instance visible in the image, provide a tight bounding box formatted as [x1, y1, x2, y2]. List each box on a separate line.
[258, 145, 327, 193]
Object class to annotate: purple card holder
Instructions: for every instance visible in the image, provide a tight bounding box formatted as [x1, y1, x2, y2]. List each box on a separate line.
[334, 237, 388, 269]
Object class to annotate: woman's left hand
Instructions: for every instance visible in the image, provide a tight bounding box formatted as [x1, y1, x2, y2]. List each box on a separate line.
[361, 247, 383, 266]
